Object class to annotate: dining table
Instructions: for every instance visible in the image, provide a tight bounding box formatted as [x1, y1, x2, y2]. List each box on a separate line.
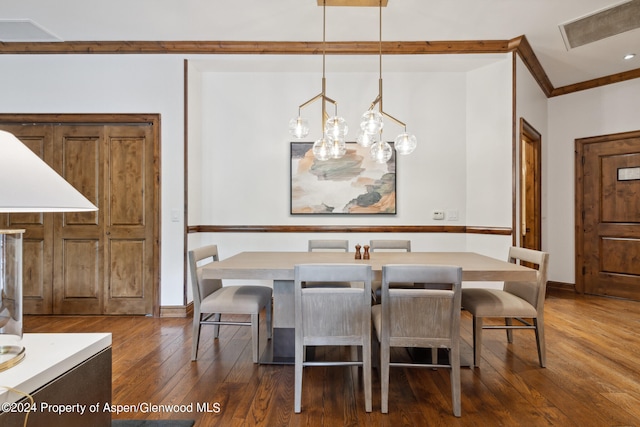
[202, 251, 537, 364]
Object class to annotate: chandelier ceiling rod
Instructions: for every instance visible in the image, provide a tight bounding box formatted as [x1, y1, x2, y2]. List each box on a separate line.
[368, 0, 405, 130]
[288, 0, 349, 161]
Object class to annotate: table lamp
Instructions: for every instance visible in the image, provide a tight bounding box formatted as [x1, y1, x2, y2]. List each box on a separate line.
[0, 130, 97, 371]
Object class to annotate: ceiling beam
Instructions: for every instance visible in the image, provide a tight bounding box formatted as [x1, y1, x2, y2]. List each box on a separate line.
[0, 40, 509, 55]
[1, 37, 638, 97]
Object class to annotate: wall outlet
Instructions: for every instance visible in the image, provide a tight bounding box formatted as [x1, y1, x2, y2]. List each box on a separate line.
[447, 210, 459, 221]
[433, 210, 445, 220]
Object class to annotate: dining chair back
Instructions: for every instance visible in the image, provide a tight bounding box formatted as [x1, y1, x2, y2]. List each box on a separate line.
[461, 246, 549, 368]
[189, 245, 272, 363]
[308, 239, 349, 252]
[369, 239, 412, 252]
[294, 263, 372, 413]
[372, 264, 462, 416]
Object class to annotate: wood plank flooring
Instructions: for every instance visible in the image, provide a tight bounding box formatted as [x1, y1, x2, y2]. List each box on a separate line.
[23, 289, 640, 426]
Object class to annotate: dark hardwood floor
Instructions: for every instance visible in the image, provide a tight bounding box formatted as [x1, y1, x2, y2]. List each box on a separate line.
[24, 289, 640, 426]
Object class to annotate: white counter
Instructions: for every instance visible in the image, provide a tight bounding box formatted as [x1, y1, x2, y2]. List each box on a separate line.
[0, 333, 112, 404]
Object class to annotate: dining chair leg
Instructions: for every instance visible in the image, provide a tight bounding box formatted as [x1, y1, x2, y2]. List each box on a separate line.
[534, 317, 546, 367]
[294, 340, 304, 413]
[363, 341, 372, 413]
[266, 298, 273, 339]
[380, 344, 390, 413]
[251, 313, 259, 363]
[505, 318, 514, 343]
[191, 311, 201, 361]
[450, 347, 461, 417]
[472, 316, 483, 368]
[350, 346, 359, 363]
[213, 313, 221, 338]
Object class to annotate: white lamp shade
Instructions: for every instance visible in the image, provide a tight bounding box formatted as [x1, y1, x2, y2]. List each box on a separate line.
[0, 130, 97, 213]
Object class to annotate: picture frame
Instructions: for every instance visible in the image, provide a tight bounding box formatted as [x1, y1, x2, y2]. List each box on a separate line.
[290, 141, 396, 215]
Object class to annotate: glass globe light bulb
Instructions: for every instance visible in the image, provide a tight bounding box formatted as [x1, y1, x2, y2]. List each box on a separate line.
[289, 117, 310, 139]
[356, 130, 377, 148]
[325, 116, 348, 141]
[312, 137, 331, 161]
[370, 141, 393, 164]
[329, 138, 347, 159]
[360, 110, 384, 134]
[395, 132, 417, 155]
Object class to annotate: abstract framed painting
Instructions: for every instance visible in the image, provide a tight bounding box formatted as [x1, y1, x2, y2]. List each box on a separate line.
[290, 142, 396, 215]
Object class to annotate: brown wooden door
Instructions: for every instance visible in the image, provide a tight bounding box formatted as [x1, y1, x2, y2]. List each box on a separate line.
[520, 119, 542, 253]
[577, 130, 640, 301]
[0, 117, 159, 315]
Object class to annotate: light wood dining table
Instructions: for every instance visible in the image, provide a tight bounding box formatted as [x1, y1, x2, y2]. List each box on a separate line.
[202, 251, 537, 364]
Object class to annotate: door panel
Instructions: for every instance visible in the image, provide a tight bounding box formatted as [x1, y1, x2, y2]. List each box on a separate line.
[53, 125, 104, 314]
[579, 132, 640, 301]
[104, 126, 155, 315]
[61, 240, 100, 298]
[109, 240, 145, 298]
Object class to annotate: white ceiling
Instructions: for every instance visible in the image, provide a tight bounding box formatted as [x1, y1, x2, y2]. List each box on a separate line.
[1, 0, 639, 88]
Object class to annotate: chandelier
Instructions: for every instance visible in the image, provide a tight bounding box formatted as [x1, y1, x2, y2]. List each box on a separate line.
[288, 1, 348, 161]
[358, 0, 417, 163]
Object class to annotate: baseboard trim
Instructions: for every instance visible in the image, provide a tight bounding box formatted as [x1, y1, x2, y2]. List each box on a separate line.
[547, 280, 575, 292]
[160, 302, 193, 318]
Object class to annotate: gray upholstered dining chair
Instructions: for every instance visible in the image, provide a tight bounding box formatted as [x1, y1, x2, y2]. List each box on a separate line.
[189, 245, 272, 363]
[461, 246, 549, 368]
[294, 263, 372, 413]
[372, 264, 462, 416]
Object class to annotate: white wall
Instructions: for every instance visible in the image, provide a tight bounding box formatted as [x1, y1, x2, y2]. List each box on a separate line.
[465, 57, 513, 261]
[547, 78, 640, 283]
[196, 65, 470, 228]
[0, 54, 186, 306]
[189, 55, 514, 289]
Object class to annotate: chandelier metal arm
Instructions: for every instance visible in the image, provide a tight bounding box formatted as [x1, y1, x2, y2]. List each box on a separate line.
[381, 110, 406, 130]
[367, 78, 407, 130]
[298, 93, 324, 111]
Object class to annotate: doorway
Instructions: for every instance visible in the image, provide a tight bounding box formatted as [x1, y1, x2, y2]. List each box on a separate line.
[519, 119, 542, 253]
[576, 130, 640, 301]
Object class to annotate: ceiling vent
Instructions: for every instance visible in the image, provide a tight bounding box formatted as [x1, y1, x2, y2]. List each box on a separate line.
[560, 0, 640, 49]
[0, 19, 61, 42]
